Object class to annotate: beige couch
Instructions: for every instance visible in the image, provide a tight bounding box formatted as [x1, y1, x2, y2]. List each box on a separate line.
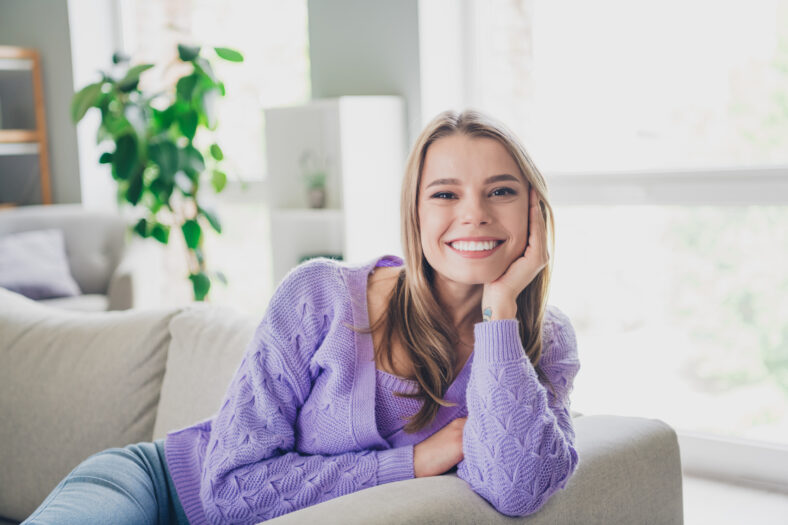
[0, 288, 684, 524]
[0, 204, 160, 311]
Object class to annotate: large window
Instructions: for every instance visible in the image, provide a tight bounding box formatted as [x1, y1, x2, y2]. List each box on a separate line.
[453, 0, 788, 452]
[468, 0, 788, 173]
[118, 0, 310, 315]
[119, 0, 310, 181]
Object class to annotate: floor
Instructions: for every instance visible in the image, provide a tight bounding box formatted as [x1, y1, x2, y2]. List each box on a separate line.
[683, 474, 788, 524]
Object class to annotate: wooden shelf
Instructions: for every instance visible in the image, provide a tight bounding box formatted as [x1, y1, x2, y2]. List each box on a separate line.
[0, 46, 51, 204]
[0, 130, 39, 143]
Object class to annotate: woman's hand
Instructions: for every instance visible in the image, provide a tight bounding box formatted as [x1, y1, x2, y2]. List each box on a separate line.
[482, 186, 550, 320]
[413, 417, 467, 477]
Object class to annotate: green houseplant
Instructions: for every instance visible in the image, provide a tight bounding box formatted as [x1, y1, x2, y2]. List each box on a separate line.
[71, 44, 244, 301]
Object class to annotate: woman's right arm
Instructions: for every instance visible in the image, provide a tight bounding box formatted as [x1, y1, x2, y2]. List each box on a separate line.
[199, 268, 414, 525]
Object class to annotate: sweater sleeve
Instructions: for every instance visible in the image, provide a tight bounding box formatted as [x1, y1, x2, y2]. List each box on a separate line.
[457, 312, 580, 517]
[198, 266, 414, 524]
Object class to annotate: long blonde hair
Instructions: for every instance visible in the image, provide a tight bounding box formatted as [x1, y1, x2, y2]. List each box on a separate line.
[361, 109, 556, 434]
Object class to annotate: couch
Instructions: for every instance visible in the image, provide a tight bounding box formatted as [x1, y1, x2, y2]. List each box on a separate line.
[0, 288, 684, 524]
[0, 204, 160, 311]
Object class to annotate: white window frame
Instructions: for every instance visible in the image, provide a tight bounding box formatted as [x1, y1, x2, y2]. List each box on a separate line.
[418, 0, 788, 488]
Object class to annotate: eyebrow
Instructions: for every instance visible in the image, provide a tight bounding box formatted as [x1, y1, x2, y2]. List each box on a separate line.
[425, 173, 522, 189]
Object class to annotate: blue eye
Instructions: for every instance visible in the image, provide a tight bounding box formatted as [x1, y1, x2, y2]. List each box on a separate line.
[431, 192, 456, 199]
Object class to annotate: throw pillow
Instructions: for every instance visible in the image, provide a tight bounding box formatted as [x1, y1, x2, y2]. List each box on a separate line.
[0, 229, 81, 300]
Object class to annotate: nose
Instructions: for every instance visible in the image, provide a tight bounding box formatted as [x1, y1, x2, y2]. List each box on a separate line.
[460, 194, 490, 225]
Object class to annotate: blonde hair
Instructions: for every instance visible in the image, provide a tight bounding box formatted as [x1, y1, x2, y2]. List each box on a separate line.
[360, 109, 556, 434]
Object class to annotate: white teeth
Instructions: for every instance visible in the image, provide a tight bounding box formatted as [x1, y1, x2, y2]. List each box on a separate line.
[450, 240, 500, 251]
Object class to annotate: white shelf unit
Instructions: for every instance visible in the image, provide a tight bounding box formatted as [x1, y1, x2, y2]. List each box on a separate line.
[263, 96, 407, 285]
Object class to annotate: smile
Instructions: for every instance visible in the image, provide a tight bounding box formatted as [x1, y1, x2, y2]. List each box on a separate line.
[446, 240, 504, 258]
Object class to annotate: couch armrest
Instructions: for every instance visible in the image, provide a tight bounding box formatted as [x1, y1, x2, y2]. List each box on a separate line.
[107, 239, 163, 310]
[264, 415, 683, 525]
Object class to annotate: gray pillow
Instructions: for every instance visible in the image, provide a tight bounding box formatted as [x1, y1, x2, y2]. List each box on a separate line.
[0, 229, 81, 300]
[0, 288, 180, 522]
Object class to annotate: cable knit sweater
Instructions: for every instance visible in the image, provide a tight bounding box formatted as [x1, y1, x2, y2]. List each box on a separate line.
[164, 254, 581, 524]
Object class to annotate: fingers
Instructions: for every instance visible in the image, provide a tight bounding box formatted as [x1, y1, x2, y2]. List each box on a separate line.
[529, 187, 549, 263]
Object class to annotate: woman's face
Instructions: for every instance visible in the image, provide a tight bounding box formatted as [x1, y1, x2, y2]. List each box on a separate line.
[417, 133, 531, 285]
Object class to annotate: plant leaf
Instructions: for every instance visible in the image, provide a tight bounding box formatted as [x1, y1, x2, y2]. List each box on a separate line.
[195, 57, 217, 82]
[113, 135, 137, 181]
[125, 169, 144, 205]
[201, 89, 219, 129]
[180, 145, 205, 175]
[149, 140, 179, 182]
[71, 82, 104, 123]
[209, 144, 223, 161]
[176, 74, 199, 102]
[99, 152, 113, 164]
[189, 271, 211, 301]
[211, 170, 227, 193]
[214, 47, 244, 62]
[133, 218, 149, 238]
[199, 204, 222, 233]
[178, 44, 201, 62]
[150, 222, 170, 244]
[178, 109, 199, 140]
[181, 219, 202, 249]
[117, 64, 154, 92]
[153, 105, 176, 131]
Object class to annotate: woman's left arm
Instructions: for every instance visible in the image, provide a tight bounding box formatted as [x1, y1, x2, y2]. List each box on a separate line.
[457, 315, 580, 517]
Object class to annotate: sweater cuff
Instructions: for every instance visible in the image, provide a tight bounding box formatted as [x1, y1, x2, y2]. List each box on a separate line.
[376, 444, 415, 484]
[473, 319, 524, 362]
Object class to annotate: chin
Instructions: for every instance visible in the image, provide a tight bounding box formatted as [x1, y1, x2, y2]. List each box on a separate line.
[436, 263, 506, 286]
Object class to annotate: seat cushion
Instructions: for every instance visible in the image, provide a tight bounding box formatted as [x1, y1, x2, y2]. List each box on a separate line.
[152, 304, 258, 440]
[0, 289, 180, 522]
[38, 293, 109, 312]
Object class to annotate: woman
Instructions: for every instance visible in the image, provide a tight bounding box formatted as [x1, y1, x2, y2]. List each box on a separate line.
[25, 110, 580, 524]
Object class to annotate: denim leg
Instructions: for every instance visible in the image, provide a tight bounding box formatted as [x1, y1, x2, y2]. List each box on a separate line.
[23, 439, 188, 525]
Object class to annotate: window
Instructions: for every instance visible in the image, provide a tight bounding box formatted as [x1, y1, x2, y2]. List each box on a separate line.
[119, 0, 310, 180]
[442, 0, 788, 454]
[118, 0, 310, 315]
[467, 0, 788, 173]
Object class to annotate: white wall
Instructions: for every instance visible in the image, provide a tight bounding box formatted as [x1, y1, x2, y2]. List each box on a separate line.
[307, 0, 423, 147]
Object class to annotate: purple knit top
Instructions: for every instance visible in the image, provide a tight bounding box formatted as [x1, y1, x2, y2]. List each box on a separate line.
[164, 254, 581, 524]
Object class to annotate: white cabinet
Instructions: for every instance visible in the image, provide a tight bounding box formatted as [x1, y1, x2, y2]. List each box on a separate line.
[264, 96, 406, 284]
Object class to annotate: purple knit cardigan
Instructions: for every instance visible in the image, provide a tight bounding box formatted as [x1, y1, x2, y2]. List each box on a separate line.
[164, 254, 581, 524]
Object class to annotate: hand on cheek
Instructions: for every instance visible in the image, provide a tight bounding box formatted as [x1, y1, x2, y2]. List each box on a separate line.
[481, 186, 549, 321]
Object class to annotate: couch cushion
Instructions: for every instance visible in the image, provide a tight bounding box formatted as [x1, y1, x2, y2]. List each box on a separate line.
[0, 229, 81, 300]
[38, 293, 109, 312]
[0, 288, 180, 522]
[152, 304, 258, 440]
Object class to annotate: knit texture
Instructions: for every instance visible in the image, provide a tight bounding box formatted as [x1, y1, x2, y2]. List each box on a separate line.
[375, 369, 420, 439]
[164, 254, 580, 524]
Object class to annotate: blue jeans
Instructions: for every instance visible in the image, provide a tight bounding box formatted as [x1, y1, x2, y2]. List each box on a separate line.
[23, 439, 189, 525]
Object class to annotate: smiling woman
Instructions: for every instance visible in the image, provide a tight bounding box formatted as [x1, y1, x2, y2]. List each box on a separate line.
[23, 110, 579, 524]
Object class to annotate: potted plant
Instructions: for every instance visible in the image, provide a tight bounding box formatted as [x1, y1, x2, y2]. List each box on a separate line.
[299, 149, 328, 208]
[71, 44, 244, 301]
